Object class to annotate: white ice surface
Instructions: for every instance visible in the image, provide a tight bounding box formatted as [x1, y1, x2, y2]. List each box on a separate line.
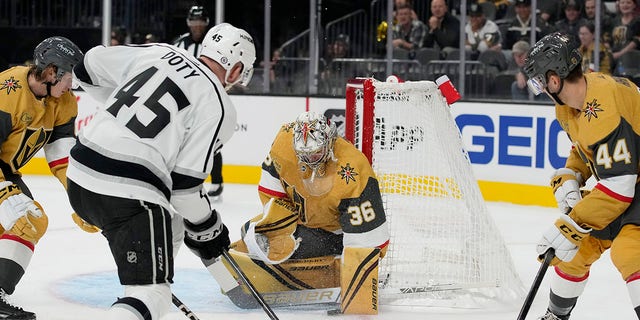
[6, 175, 633, 320]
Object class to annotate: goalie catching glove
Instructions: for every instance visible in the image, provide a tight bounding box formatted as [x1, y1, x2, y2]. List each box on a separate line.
[537, 214, 591, 264]
[550, 168, 584, 214]
[184, 209, 230, 260]
[0, 181, 48, 243]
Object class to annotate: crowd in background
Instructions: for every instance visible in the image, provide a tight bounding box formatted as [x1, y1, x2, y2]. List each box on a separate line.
[292, 0, 640, 100]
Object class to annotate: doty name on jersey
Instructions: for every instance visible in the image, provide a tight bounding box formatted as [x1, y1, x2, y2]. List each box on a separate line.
[160, 51, 201, 79]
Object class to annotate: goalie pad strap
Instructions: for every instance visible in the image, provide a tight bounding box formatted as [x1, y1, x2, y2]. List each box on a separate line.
[341, 247, 380, 315]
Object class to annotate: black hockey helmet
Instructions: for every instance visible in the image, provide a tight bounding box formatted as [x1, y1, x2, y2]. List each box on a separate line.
[523, 32, 581, 95]
[33, 36, 83, 80]
[188, 5, 209, 22]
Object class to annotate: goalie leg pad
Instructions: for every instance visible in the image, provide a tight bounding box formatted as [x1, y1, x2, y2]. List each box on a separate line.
[7, 201, 48, 244]
[223, 249, 340, 293]
[340, 247, 381, 315]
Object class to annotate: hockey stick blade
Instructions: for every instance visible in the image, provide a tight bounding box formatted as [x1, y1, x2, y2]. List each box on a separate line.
[517, 248, 555, 320]
[172, 294, 200, 320]
[396, 281, 500, 294]
[221, 250, 280, 319]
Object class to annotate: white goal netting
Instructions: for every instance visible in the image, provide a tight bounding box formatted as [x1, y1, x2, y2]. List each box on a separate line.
[345, 79, 524, 308]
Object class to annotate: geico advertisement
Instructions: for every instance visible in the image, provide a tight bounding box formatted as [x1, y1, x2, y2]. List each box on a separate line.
[75, 91, 571, 187]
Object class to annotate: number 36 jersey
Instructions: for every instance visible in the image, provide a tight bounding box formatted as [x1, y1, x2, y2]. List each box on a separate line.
[68, 44, 236, 210]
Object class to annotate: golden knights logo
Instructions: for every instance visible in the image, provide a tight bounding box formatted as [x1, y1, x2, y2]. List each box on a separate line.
[1, 76, 21, 94]
[14, 127, 50, 170]
[583, 99, 603, 122]
[339, 163, 358, 184]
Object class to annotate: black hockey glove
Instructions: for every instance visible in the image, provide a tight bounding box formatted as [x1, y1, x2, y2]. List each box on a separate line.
[183, 209, 230, 260]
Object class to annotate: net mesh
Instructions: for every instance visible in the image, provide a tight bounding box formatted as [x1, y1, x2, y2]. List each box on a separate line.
[347, 79, 524, 308]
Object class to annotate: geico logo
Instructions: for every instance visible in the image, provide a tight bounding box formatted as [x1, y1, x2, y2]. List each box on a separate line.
[288, 265, 330, 271]
[455, 114, 570, 169]
[373, 117, 424, 151]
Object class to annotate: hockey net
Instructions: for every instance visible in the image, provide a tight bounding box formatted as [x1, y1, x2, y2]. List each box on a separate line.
[345, 78, 524, 308]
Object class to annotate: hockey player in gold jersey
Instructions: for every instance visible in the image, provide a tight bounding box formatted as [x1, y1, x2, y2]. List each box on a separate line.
[227, 111, 389, 314]
[524, 32, 640, 319]
[0, 36, 83, 320]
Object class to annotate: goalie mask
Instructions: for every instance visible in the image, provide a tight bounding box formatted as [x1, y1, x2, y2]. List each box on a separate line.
[293, 111, 337, 196]
[34, 36, 83, 80]
[199, 23, 256, 88]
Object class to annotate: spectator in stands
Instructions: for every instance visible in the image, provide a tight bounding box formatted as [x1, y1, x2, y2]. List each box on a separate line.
[579, 22, 613, 74]
[538, 0, 564, 25]
[392, 3, 427, 53]
[424, 0, 460, 55]
[465, 3, 502, 57]
[375, 0, 417, 45]
[321, 34, 354, 95]
[110, 27, 127, 46]
[609, 0, 640, 63]
[555, 0, 588, 41]
[261, 48, 282, 83]
[503, 0, 554, 50]
[584, 0, 614, 43]
[478, 0, 511, 20]
[510, 40, 550, 101]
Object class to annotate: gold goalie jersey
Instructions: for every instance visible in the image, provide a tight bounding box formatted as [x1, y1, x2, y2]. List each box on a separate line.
[258, 123, 390, 251]
[555, 72, 640, 231]
[0, 66, 77, 186]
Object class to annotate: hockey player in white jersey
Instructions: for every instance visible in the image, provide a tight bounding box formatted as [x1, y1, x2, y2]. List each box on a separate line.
[172, 5, 226, 202]
[68, 23, 255, 319]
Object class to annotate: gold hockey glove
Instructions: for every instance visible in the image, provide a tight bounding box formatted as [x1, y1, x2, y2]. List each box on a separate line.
[72, 212, 100, 233]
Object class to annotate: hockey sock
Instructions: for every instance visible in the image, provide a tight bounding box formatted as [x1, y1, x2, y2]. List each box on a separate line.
[626, 273, 640, 317]
[548, 266, 588, 317]
[0, 234, 34, 294]
[110, 297, 151, 320]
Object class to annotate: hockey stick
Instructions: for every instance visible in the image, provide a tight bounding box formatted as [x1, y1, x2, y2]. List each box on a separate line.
[517, 248, 555, 320]
[172, 293, 199, 320]
[221, 250, 280, 319]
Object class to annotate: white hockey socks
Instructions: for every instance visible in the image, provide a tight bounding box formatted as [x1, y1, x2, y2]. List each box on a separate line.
[548, 266, 588, 317]
[108, 284, 171, 320]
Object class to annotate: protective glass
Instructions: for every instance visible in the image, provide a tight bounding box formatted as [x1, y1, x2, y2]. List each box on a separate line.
[526, 74, 547, 96]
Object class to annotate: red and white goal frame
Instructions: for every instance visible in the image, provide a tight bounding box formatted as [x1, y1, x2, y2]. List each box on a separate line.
[344, 77, 524, 307]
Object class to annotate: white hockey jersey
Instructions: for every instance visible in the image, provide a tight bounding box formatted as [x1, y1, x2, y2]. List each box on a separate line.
[68, 43, 236, 211]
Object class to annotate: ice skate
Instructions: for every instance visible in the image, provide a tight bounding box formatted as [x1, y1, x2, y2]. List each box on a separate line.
[538, 309, 569, 320]
[0, 289, 35, 320]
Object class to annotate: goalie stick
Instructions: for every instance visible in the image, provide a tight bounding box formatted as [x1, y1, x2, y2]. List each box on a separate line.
[517, 248, 555, 320]
[326, 280, 504, 316]
[172, 294, 199, 320]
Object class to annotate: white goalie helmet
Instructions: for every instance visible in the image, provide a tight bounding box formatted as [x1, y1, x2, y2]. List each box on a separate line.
[200, 23, 256, 87]
[293, 111, 337, 168]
